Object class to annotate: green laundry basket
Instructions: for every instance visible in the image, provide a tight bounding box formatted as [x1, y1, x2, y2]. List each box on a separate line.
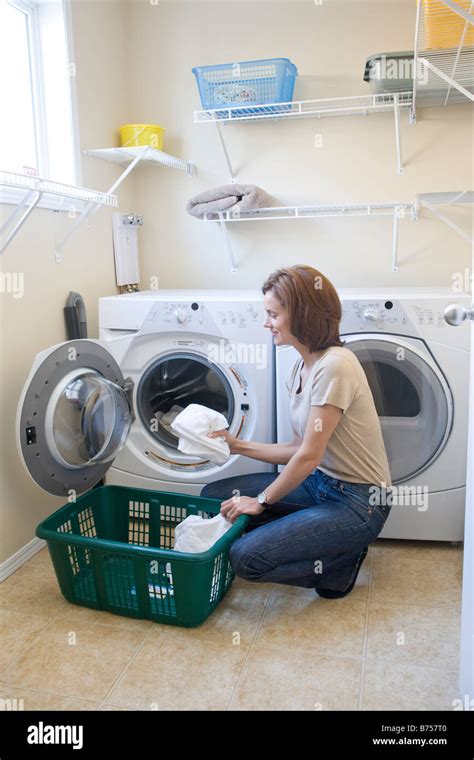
[36, 486, 249, 628]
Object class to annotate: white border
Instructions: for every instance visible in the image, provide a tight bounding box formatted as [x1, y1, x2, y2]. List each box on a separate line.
[0, 537, 46, 582]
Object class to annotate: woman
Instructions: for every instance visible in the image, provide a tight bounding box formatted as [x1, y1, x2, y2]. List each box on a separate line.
[201, 265, 392, 598]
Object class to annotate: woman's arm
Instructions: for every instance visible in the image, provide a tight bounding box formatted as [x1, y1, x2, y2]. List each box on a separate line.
[220, 404, 343, 522]
[208, 429, 302, 465]
[263, 404, 342, 505]
[232, 437, 300, 466]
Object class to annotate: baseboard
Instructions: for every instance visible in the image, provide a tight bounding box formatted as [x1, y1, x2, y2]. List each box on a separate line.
[0, 537, 46, 582]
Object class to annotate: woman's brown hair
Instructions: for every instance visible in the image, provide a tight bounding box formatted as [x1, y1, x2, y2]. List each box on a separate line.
[262, 265, 344, 352]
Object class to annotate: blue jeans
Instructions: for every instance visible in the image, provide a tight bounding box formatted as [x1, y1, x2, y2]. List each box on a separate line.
[201, 469, 391, 592]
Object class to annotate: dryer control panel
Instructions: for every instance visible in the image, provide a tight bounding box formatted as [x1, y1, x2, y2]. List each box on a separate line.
[340, 295, 470, 349]
[341, 299, 411, 332]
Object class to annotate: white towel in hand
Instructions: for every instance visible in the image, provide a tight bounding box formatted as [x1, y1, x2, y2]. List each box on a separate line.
[170, 403, 230, 465]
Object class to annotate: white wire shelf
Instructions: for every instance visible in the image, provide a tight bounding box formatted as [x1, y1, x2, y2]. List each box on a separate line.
[412, 0, 474, 117]
[0, 170, 118, 207]
[83, 146, 193, 176]
[200, 192, 473, 274]
[202, 193, 473, 223]
[0, 170, 118, 255]
[417, 190, 474, 204]
[194, 92, 413, 123]
[194, 92, 413, 177]
[202, 202, 417, 222]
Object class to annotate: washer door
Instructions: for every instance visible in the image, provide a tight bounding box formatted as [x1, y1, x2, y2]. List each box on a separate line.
[344, 336, 452, 483]
[18, 340, 134, 496]
[136, 351, 234, 450]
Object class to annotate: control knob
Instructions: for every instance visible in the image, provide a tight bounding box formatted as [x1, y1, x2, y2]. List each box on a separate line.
[173, 308, 187, 324]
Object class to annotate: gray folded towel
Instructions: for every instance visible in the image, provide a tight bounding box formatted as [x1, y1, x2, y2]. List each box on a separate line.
[186, 183, 273, 219]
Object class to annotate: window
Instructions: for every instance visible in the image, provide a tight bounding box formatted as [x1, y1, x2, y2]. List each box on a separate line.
[0, 0, 80, 208]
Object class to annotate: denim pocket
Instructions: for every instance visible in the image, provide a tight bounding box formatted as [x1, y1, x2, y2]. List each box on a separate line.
[337, 482, 375, 523]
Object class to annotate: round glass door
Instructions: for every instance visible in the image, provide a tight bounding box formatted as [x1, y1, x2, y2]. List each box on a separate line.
[345, 338, 451, 483]
[137, 353, 234, 449]
[47, 370, 132, 468]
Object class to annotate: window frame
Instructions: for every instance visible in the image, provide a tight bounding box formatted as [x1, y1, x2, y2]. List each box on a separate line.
[1, 0, 83, 211]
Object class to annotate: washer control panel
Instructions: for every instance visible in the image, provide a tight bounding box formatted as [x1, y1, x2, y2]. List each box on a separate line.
[157, 301, 261, 331]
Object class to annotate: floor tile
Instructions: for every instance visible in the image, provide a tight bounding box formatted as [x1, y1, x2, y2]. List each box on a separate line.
[0, 619, 148, 702]
[0, 686, 99, 711]
[0, 609, 52, 671]
[361, 660, 460, 711]
[0, 564, 65, 618]
[105, 626, 248, 710]
[188, 582, 273, 646]
[57, 601, 154, 632]
[230, 646, 361, 710]
[256, 587, 367, 658]
[372, 539, 462, 566]
[371, 554, 462, 608]
[366, 603, 461, 670]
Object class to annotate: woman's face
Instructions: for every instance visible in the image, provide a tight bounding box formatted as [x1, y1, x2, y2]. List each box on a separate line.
[263, 290, 294, 346]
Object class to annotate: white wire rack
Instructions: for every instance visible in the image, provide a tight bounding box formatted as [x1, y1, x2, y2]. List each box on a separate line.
[0, 170, 117, 255]
[412, 0, 474, 119]
[195, 93, 412, 178]
[416, 190, 474, 243]
[52, 146, 193, 262]
[194, 92, 413, 123]
[200, 192, 472, 274]
[83, 146, 193, 176]
[203, 202, 417, 222]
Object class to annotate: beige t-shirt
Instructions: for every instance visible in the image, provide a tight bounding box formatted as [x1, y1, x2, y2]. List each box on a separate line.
[286, 346, 392, 486]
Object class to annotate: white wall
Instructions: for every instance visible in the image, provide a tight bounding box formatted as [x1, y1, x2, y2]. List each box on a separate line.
[123, 0, 472, 289]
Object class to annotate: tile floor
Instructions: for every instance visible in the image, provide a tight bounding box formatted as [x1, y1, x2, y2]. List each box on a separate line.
[0, 539, 463, 711]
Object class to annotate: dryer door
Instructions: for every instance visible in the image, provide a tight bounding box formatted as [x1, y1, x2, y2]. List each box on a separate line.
[17, 340, 134, 496]
[344, 335, 452, 483]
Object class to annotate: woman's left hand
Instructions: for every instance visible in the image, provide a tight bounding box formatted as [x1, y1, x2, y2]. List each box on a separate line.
[220, 495, 265, 523]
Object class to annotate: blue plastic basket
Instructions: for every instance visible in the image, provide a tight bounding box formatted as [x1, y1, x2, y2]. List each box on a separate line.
[192, 58, 298, 117]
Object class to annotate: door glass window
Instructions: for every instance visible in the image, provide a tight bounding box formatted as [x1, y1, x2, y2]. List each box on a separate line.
[346, 339, 450, 483]
[137, 354, 234, 449]
[51, 372, 132, 467]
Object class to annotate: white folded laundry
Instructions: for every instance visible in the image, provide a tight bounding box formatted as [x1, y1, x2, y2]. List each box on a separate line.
[170, 403, 230, 465]
[173, 513, 233, 553]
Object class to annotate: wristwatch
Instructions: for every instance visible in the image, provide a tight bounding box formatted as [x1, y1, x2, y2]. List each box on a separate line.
[257, 490, 271, 510]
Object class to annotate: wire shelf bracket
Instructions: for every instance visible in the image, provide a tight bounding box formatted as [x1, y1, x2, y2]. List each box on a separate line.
[205, 193, 472, 274]
[195, 93, 413, 179]
[0, 171, 117, 256]
[65, 145, 194, 264]
[416, 190, 474, 244]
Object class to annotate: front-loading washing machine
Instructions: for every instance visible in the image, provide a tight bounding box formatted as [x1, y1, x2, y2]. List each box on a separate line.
[275, 288, 471, 541]
[98, 289, 275, 495]
[16, 290, 275, 500]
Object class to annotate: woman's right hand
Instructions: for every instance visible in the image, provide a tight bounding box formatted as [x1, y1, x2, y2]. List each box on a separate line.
[208, 429, 239, 454]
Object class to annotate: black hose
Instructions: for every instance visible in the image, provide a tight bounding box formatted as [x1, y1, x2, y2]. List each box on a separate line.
[64, 291, 88, 340]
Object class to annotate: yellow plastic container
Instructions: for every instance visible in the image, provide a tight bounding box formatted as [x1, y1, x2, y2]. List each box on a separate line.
[119, 124, 165, 150]
[422, 0, 474, 50]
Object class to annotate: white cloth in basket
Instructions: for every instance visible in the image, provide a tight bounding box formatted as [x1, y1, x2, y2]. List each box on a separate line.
[173, 513, 233, 553]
